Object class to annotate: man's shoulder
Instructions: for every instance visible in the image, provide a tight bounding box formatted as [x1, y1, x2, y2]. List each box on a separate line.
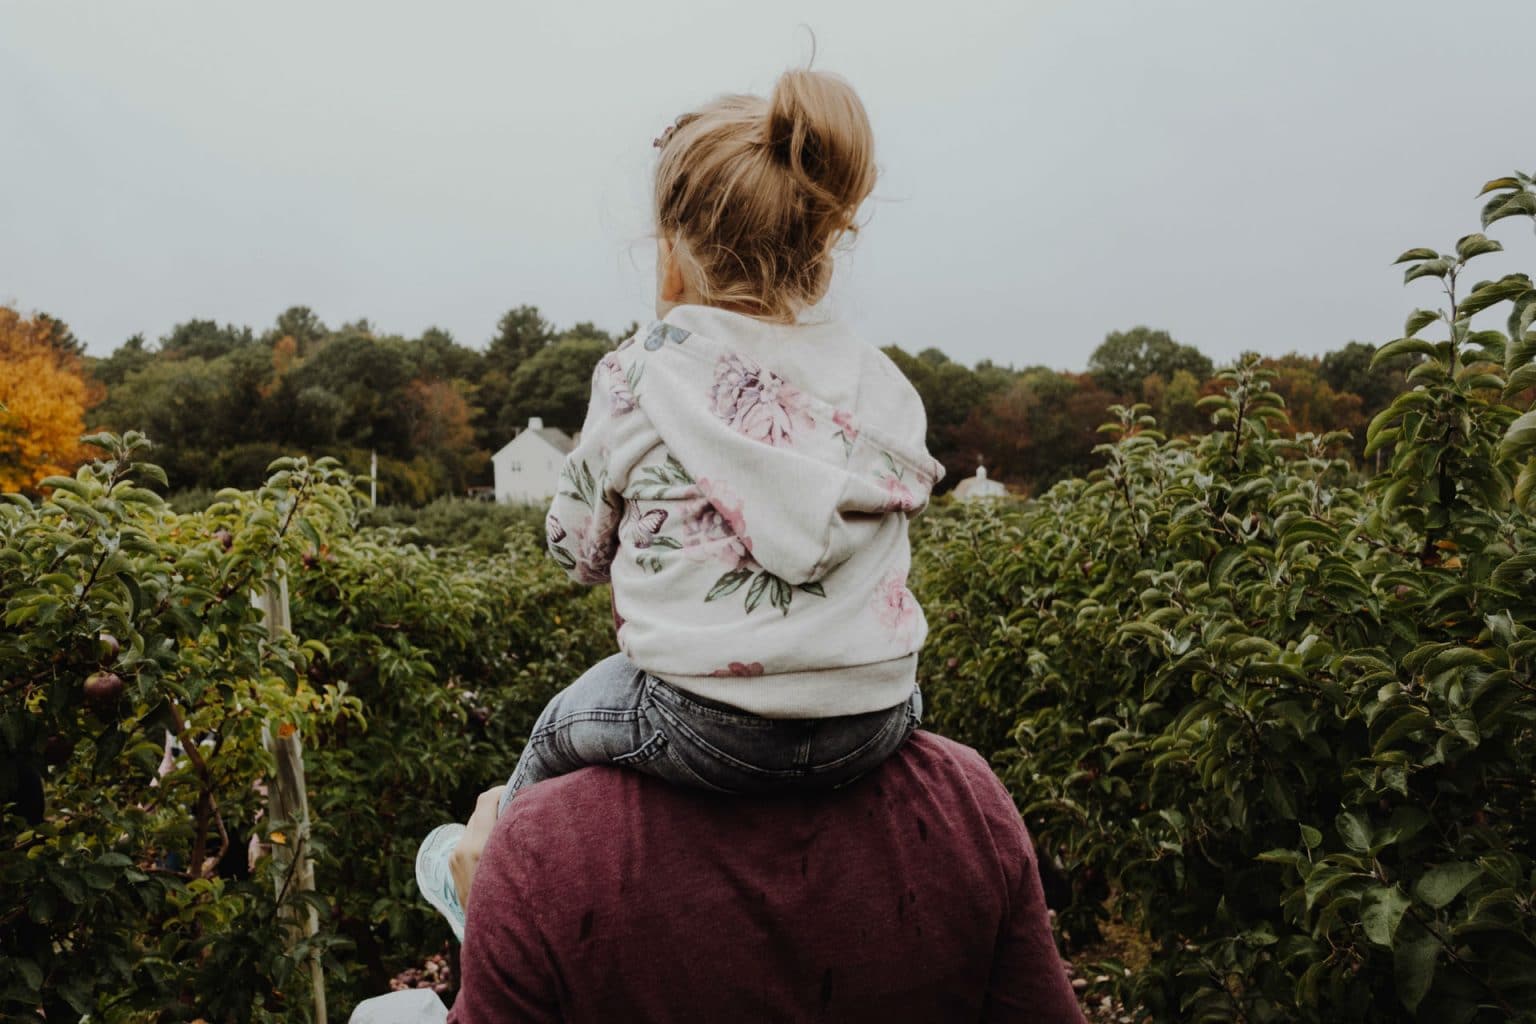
[902, 729, 998, 777]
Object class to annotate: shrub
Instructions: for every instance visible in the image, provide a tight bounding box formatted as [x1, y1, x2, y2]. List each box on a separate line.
[358, 497, 544, 555]
[0, 437, 611, 1019]
[914, 173, 1536, 1021]
[1, 435, 355, 1020]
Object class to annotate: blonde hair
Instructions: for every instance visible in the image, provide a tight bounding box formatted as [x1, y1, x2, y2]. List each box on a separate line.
[653, 69, 877, 323]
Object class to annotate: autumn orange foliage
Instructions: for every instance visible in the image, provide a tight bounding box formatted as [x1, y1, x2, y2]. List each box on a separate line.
[0, 307, 94, 493]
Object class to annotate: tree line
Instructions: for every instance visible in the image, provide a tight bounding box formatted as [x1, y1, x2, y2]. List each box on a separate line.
[2, 305, 1409, 502]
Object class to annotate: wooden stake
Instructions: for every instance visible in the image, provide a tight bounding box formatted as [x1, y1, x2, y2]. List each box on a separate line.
[258, 569, 327, 1024]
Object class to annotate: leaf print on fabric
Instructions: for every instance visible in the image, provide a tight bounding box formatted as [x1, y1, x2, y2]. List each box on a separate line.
[560, 459, 600, 509]
[598, 352, 641, 415]
[832, 408, 859, 456]
[561, 458, 622, 516]
[546, 514, 576, 569]
[709, 352, 815, 447]
[682, 477, 753, 568]
[875, 451, 920, 512]
[708, 661, 765, 678]
[632, 455, 695, 500]
[642, 322, 692, 350]
[704, 566, 827, 616]
[872, 569, 918, 642]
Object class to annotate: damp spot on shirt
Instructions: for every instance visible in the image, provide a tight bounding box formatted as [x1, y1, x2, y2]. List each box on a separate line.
[916, 817, 928, 842]
[820, 968, 834, 1008]
[579, 909, 594, 941]
[800, 853, 808, 878]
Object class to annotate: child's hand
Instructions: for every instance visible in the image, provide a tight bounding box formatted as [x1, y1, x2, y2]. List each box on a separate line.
[451, 785, 506, 910]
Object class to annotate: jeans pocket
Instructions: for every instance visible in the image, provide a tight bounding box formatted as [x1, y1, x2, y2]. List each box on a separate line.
[612, 729, 668, 767]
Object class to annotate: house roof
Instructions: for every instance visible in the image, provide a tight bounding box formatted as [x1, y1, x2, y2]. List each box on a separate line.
[495, 426, 575, 459]
[954, 467, 1007, 500]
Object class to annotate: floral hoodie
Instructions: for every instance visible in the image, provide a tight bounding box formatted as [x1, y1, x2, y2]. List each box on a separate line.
[546, 305, 943, 718]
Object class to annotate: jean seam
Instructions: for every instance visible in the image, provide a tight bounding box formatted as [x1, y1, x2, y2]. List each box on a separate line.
[648, 681, 778, 728]
[529, 707, 644, 742]
[653, 700, 909, 779]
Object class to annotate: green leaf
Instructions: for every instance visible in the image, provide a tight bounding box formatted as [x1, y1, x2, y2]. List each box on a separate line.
[1403, 309, 1440, 337]
[1118, 622, 1165, 644]
[1478, 176, 1521, 196]
[1483, 190, 1536, 229]
[705, 567, 753, 602]
[1454, 233, 1503, 261]
[1500, 409, 1536, 461]
[744, 571, 771, 613]
[1362, 885, 1412, 946]
[1515, 460, 1536, 510]
[1209, 545, 1244, 585]
[15, 957, 42, 992]
[1404, 258, 1454, 284]
[798, 580, 826, 598]
[1304, 865, 1353, 911]
[1393, 247, 1440, 265]
[1504, 361, 1536, 398]
[1394, 917, 1440, 1013]
[1459, 274, 1531, 317]
[768, 574, 792, 615]
[1415, 862, 1480, 910]
[1336, 809, 1372, 853]
[1373, 338, 1437, 367]
[1300, 824, 1323, 849]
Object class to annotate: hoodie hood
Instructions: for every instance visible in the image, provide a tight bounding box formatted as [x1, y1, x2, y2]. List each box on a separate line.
[632, 306, 943, 585]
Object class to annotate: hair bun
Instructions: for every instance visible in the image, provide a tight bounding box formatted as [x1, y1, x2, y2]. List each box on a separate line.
[765, 69, 876, 218]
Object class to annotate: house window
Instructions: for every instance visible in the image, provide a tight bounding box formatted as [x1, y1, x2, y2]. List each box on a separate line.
[508, 461, 522, 472]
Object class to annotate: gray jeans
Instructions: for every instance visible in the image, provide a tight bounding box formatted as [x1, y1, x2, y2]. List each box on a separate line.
[501, 654, 922, 813]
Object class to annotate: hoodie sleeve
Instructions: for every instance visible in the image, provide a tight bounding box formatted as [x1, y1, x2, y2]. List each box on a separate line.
[545, 350, 653, 584]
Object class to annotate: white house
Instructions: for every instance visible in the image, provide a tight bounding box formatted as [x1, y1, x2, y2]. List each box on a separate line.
[954, 463, 1007, 502]
[492, 416, 576, 505]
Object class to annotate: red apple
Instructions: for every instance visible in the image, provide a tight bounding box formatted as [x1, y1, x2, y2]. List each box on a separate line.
[83, 671, 124, 707]
[43, 734, 74, 765]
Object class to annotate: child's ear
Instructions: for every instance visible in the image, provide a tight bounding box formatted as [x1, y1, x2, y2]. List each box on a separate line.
[657, 236, 687, 304]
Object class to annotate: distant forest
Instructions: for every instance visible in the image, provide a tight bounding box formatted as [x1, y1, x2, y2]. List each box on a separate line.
[3, 304, 1409, 502]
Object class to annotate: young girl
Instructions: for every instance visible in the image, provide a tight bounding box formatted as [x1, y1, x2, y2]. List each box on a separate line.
[418, 67, 942, 938]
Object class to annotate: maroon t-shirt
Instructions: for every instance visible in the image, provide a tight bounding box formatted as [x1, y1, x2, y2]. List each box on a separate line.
[449, 731, 1083, 1023]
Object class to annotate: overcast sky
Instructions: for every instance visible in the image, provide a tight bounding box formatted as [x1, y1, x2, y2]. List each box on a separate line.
[2, 0, 1533, 369]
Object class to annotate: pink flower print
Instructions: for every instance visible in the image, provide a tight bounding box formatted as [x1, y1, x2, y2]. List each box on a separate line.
[708, 661, 765, 678]
[709, 353, 815, 447]
[681, 477, 753, 567]
[833, 408, 858, 441]
[599, 352, 638, 415]
[573, 517, 616, 584]
[832, 408, 859, 456]
[881, 475, 918, 512]
[872, 570, 919, 643]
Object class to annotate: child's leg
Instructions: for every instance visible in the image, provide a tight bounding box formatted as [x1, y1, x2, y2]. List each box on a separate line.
[419, 653, 655, 938]
[498, 653, 663, 813]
